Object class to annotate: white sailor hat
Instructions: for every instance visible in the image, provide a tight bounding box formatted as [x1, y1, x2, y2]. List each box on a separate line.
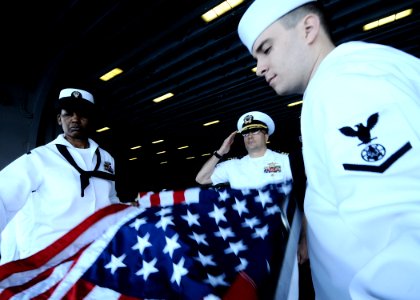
[237, 111, 275, 136]
[238, 0, 316, 54]
[58, 88, 94, 104]
[57, 88, 95, 112]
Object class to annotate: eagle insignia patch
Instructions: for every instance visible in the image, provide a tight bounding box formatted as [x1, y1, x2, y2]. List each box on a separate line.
[339, 112, 386, 162]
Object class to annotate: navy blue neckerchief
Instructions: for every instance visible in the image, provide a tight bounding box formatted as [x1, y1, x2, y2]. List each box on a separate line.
[56, 144, 115, 197]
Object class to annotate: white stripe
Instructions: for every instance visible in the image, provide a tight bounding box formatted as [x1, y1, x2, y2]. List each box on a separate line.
[84, 285, 121, 300]
[139, 192, 152, 207]
[10, 262, 72, 300]
[49, 207, 141, 299]
[159, 190, 175, 206]
[184, 187, 201, 204]
[0, 207, 133, 289]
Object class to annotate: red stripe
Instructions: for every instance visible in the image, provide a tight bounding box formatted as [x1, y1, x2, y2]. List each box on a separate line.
[1, 264, 56, 299]
[63, 278, 96, 299]
[0, 204, 130, 280]
[119, 293, 144, 300]
[222, 272, 258, 300]
[0, 243, 90, 299]
[173, 190, 186, 204]
[150, 193, 161, 206]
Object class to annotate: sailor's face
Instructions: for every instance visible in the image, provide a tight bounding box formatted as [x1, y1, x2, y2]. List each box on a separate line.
[58, 108, 90, 140]
[253, 20, 308, 95]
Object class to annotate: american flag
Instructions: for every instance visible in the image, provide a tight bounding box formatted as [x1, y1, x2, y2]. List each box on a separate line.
[0, 181, 292, 299]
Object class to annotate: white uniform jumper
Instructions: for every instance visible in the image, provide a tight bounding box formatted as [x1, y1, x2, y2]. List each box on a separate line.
[0, 134, 119, 263]
[301, 41, 420, 299]
[211, 149, 293, 189]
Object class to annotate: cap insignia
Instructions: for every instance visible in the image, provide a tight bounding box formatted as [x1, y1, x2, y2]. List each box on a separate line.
[71, 91, 81, 99]
[244, 114, 254, 124]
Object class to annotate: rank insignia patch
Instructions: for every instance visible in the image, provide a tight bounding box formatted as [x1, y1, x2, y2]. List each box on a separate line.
[338, 112, 412, 173]
[339, 112, 386, 162]
[104, 161, 114, 174]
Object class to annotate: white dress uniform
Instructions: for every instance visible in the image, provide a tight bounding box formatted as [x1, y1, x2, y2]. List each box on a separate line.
[301, 41, 420, 299]
[0, 134, 119, 263]
[211, 148, 293, 189]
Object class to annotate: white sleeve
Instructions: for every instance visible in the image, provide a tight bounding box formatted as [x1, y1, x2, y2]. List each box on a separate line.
[0, 153, 40, 233]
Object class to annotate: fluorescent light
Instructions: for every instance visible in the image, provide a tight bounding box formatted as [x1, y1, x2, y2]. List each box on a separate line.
[96, 127, 110, 133]
[201, 0, 244, 23]
[129, 157, 138, 161]
[288, 100, 303, 107]
[157, 151, 166, 154]
[130, 145, 141, 150]
[201, 153, 211, 156]
[160, 161, 168, 164]
[396, 9, 413, 20]
[177, 146, 189, 149]
[100, 68, 123, 81]
[363, 9, 413, 31]
[186, 156, 195, 160]
[203, 120, 220, 126]
[152, 139, 164, 144]
[153, 92, 174, 103]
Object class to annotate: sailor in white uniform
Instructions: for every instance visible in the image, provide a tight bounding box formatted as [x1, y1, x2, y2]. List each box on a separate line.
[0, 88, 120, 263]
[237, 0, 420, 299]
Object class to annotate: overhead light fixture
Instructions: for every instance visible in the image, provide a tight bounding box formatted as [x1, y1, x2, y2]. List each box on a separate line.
[288, 100, 303, 107]
[130, 145, 141, 150]
[152, 139, 164, 144]
[160, 161, 168, 164]
[201, 153, 211, 156]
[157, 151, 166, 154]
[363, 8, 413, 31]
[129, 157, 138, 161]
[100, 68, 123, 81]
[153, 92, 174, 103]
[186, 156, 195, 160]
[203, 120, 220, 126]
[178, 146, 189, 149]
[96, 127, 110, 133]
[201, 0, 244, 23]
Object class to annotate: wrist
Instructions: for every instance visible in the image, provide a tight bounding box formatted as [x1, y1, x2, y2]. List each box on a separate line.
[213, 151, 223, 159]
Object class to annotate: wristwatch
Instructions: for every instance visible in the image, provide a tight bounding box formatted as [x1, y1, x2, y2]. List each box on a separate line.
[213, 151, 223, 159]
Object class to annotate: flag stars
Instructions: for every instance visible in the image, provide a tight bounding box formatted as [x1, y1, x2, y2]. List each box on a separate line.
[242, 216, 261, 229]
[105, 253, 127, 274]
[132, 232, 152, 254]
[215, 226, 235, 240]
[240, 188, 252, 195]
[189, 232, 209, 246]
[233, 198, 249, 216]
[171, 257, 188, 286]
[265, 205, 281, 216]
[218, 190, 230, 201]
[135, 257, 158, 281]
[235, 257, 249, 272]
[181, 210, 200, 227]
[163, 233, 181, 258]
[252, 224, 269, 239]
[129, 217, 147, 231]
[156, 215, 174, 231]
[225, 240, 247, 256]
[205, 273, 229, 287]
[195, 251, 216, 267]
[209, 205, 227, 225]
[156, 207, 172, 217]
[255, 190, 273, 208]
